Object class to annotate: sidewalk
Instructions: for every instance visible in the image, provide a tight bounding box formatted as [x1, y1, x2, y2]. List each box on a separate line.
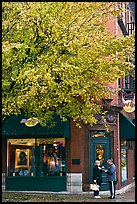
[2, 182, 135, 202]
[104, 184, 135, 202]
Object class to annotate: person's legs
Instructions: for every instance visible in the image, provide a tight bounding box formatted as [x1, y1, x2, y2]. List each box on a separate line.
[108, 181, 112, 198]
[97, 190, 101, 198]
[94, 190, 101, 198]
[112, 181, 116, 198]
[96, 191, 99, 196]
[108, 181, 115, 199]
[94, 190, 98, 197]
[111, 181, 115, 198]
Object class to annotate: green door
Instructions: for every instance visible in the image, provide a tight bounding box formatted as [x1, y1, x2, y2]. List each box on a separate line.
[90, 131, 110, 191]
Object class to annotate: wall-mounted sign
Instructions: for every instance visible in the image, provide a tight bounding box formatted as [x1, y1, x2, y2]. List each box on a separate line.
[92, 131, 105, 137]
[20, 117, 40, 127]
[123, 100, 135, 113]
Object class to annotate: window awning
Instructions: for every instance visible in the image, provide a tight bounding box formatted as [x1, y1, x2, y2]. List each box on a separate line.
[2, 114, 70, 138]
[119, 113, 135, 140]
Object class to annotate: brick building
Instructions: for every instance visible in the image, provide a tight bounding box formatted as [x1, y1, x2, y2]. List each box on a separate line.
[2, 2, 135, 192]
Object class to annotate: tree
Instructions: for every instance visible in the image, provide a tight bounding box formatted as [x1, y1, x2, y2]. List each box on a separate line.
[2, 2, 135, 127]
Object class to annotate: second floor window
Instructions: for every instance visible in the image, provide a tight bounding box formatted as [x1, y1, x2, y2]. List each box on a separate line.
[118, 75, 135, 92]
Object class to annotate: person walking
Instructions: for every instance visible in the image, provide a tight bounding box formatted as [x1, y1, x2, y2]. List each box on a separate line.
[92, 160, 103, 199]
[104, 159, 117, 199]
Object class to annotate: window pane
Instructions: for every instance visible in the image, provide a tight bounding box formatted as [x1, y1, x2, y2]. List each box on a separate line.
[7, 139, 35, 176]
[37, 138, 66, 176]
[121, 140, 128, 182]
[96, 144, 105, 166]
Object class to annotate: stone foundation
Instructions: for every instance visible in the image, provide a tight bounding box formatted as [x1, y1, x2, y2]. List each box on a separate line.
[67, 173, 82, 192]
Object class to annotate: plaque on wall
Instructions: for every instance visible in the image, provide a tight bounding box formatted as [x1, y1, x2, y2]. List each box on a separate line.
[72, 159, 80, 165]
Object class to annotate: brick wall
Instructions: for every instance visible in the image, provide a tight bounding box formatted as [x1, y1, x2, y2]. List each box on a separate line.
[127, 141, 135, 182]
[66, 119, 85, 173]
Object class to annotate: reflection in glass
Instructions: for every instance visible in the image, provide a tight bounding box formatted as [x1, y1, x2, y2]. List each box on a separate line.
[96, 145, 105, 166]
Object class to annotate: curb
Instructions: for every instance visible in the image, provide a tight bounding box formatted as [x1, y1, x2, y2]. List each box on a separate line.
[2, 182, 135, 195]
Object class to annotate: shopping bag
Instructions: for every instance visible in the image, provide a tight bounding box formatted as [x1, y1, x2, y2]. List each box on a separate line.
[90, 183, 99, 191]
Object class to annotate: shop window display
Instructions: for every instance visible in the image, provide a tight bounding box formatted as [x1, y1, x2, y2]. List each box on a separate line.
[7, 138, 66, 177]
[120, 139, 128, 182]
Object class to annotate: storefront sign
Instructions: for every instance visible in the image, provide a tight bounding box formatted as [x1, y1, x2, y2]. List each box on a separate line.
[20, 117, 40, 127]
[123, 100, 135, 113]
[92, 131, 105, 137]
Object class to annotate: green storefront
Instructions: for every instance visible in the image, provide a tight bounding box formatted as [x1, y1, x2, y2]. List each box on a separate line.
[119, 112, 135, 185]
[2, 114, 70, 191]
[119, 113, 135, 140]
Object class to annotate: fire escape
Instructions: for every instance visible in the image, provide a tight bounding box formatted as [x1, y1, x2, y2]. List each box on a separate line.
[117, 2, 135, 112]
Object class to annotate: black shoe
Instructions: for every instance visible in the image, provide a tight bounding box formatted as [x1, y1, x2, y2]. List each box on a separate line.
[108, 196, 115, 199]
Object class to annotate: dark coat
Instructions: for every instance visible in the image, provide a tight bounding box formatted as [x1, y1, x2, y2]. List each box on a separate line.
[93, 165, 103, 186]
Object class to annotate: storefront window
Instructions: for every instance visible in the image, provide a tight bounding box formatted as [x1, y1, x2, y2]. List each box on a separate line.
[120, 139, 128, 182]
[7, 138, 66, 177]
[37, 138, 66, 176]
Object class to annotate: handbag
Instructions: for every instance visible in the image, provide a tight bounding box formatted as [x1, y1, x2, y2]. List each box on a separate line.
[90, 183, 99, 191]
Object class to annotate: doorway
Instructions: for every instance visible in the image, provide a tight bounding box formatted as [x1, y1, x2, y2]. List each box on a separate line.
[90, 131, 110, 190]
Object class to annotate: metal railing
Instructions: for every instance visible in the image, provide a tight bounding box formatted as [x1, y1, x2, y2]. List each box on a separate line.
[127, 22, 135, 35]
